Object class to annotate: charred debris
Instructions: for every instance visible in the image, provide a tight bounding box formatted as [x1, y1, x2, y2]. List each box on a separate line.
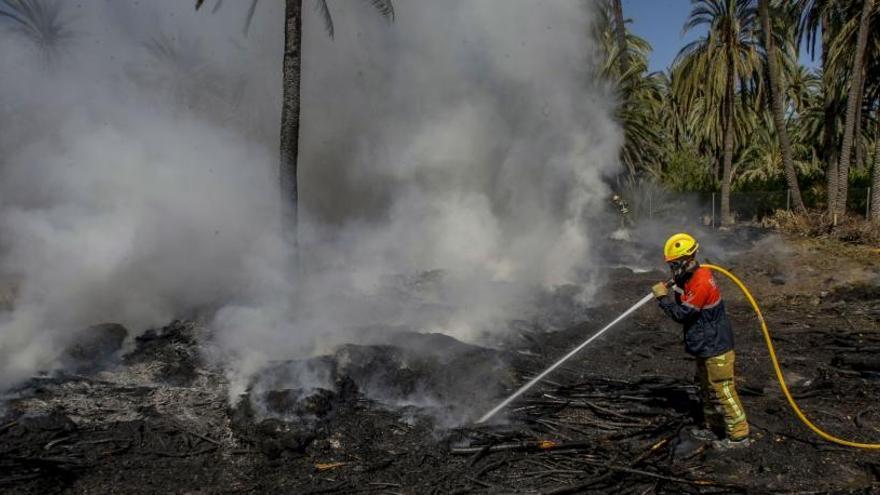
[3, 241, 880, 493]
[1, 320, 722, 494]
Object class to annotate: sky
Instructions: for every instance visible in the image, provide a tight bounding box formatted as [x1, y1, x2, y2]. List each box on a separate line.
[624, 0, 821, 73]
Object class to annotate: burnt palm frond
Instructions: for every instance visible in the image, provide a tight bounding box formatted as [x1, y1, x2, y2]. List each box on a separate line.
[0, 0, 72, 65]
[200, 0, 393, 39]
[315, 0, 334, 39]
[365, 0, 394, 21]
[242, 0, 258, 36]
[130, 32, 246, 127]
[194, 0, 256, 37]
[142, 34, 205, 71]
[314, 0, 393, 38]
[194, 0, 224, 12]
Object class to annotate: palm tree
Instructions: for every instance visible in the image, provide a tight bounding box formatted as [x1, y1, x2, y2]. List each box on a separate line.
[862, 6, 880, 221]
[736, 112, 819, 188]
[611, 0, 629, 74]
[784, 64, 820, 114]
[128, 34, 244, 126]
[758, 0, 806, 212]
[596, 1, 666, 179]
[873, 125, 880, 221]
[831, 0, 874, 217]
[197, 0, 394, 243]
[0, 0, 72, 68]
[675, 0, 763, 225]
[797, 0, 845, 212]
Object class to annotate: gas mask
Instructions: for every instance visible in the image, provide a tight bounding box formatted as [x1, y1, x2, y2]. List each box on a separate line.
[668, 257, 696, 280]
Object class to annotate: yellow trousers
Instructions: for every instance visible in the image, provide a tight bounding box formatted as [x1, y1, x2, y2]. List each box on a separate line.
[696, 350, 749, 440]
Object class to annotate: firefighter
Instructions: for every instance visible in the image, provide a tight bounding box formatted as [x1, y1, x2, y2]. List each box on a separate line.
[651, 233, 750, 448]
[610, 193, 632, 228]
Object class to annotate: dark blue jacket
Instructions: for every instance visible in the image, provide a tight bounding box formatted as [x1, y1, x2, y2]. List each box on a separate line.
[658, 266, 734, 358]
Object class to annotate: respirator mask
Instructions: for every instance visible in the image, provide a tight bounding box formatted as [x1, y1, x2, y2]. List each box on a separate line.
[668, 257, 694, 279]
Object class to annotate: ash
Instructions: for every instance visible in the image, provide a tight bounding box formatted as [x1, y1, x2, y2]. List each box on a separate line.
[3, 230, 880, 493]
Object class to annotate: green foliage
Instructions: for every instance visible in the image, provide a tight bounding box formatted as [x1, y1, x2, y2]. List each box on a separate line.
[663, 149, 717, 192]
[593, 0, 879, 219]
[735, 114, 821, 189]
[595, 0, 665, 178]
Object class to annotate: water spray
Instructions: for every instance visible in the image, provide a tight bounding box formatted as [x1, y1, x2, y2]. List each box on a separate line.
[476, 292, 656, 424]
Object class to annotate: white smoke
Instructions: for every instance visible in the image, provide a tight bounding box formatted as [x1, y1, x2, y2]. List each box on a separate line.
[0, 0, 623, 393]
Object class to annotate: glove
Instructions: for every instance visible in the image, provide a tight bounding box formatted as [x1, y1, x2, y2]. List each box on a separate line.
[652, 282, 668, 299]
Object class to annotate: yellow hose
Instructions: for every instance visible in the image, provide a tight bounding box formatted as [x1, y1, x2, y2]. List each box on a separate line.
[702, 264, 880, 450]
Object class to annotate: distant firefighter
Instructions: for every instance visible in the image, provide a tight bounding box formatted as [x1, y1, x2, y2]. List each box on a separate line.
[610, 193, 632, 228]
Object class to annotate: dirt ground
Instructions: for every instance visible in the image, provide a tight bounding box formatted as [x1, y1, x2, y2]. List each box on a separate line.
[2, 227, 880, 494]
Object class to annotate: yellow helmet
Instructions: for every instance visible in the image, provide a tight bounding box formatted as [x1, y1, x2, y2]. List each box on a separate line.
[664, 233, 698, 262]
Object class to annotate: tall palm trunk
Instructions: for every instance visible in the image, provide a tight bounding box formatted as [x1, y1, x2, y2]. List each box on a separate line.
[872, 131, 880, 222]
[758, 0, 805, 213]
[612, 0, 629, 74]
[280, 0, 303, 244]
[853, 76, 866, 171]
[835, 0, 873, 216]
[822, 13, 838, 213]
[721, 44, 736, 226]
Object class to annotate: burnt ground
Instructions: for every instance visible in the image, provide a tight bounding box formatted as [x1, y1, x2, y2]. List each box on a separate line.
[2, 227, 880, 494]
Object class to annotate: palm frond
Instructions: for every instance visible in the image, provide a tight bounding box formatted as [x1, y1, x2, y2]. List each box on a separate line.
[199, 0, 392, 41]
[242, 0, 258, 36]
[0, 0, 73, 66]
[194, 0, 224, 14]
[314, 0, 334, 38]
[365, 0, 394, 21]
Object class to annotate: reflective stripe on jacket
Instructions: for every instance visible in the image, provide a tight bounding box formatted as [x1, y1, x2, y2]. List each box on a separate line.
[658, 265, 734, 358]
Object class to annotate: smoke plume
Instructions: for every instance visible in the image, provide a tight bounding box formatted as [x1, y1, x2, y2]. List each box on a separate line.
[0, 0, 623, 396]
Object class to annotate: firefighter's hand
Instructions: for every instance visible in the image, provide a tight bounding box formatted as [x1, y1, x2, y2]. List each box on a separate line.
[652, 282, 668, 299]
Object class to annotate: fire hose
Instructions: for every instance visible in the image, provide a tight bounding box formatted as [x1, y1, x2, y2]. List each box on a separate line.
[702, 264, 880, 450]
[477, 263, 880, 450]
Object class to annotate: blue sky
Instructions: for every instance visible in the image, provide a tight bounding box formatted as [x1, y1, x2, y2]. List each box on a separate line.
[623, 0, 820, 73]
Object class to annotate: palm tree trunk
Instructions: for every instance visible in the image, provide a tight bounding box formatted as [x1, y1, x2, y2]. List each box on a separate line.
[758, 0, 805, 213]
[854, 126, 863, 175]
[280, 0, 303, 244]
[822, 13, 838, 214]
[721, 46, 735, 226]
[853, 76, 865, 171]
[721, 114, 733, 225]
[835, 0, 873, 217]
[872, 131, 880, 222]
[612, 0, 629, 74]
